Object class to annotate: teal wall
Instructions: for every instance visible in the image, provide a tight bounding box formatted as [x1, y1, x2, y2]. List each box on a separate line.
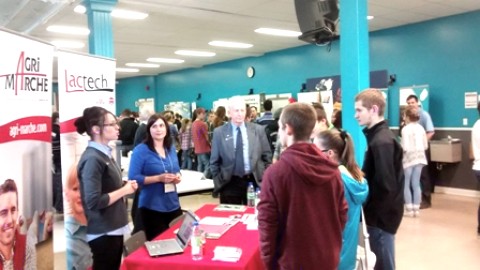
[117, 10, 480, 128]
[116, 76, 156, 114]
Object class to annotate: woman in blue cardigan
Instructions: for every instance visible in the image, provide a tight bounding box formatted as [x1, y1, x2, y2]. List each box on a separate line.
[314, 130, 369, 270]
[128, 113, 183, 241]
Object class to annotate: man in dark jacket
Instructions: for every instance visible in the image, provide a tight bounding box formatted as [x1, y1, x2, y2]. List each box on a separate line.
[119, 109, 138, 156]
[355, 89, 404, 270]
[258, 102, 347, 270]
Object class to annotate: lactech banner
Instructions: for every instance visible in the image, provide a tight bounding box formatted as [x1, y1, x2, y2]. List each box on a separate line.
[57, 50, 116, 167]
[57, 50, 116, 270]
[0, 28, 54, 268]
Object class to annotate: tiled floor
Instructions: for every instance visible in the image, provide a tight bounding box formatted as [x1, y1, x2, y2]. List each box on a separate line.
[54, 192, 480, 269]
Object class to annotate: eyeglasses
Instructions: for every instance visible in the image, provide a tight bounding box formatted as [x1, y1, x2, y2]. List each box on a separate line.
[103, 122, 119, 127]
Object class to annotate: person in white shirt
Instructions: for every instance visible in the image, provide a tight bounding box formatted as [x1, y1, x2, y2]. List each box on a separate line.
[401, 106, 429, 217]
[471, 101, 480, 236]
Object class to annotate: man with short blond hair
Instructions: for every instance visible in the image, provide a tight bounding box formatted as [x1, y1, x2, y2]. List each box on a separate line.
[355, 88, 404, 270]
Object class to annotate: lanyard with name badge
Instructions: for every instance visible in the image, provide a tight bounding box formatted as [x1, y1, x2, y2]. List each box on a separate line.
[160, 150, 176, 193]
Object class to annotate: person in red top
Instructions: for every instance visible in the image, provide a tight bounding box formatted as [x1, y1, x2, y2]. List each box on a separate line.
[258, 102, 347, 270]
[191, 108, 211, 177]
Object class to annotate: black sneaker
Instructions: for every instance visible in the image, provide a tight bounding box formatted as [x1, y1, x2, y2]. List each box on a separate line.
[420, 201, 431, 209]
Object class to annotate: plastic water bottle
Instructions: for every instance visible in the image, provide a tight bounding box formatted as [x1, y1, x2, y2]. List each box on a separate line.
[191, 221, 203, 260]
[247, 182, 255, 207]
[254, 188, 261, 218]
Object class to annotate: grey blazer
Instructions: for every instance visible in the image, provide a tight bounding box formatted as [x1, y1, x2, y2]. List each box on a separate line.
[210, 122, 272, 191]
[77, 147, 128, 235]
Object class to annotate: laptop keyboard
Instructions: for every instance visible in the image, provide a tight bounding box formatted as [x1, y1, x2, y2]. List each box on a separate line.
[157, 240, 183, 252]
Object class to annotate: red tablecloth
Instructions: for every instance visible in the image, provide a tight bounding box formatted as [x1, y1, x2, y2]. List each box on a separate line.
[121, 204, 264, 270]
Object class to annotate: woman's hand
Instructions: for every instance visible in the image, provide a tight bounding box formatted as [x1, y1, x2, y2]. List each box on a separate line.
[172, 173, 182, 184]
[123, 180, 138, 195]
[160, 173, 178, 183]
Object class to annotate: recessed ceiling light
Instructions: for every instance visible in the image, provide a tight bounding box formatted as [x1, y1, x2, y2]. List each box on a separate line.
[367, 15, 374, 20]
[125, 63, 160, 68]
[74, 5, 86, 14]
[254, 28, 301, 37]
[175, 50, 216, 57]
[116, 68, 139, 73]
[147, 58, 185, 64]
[111, 9, 148, 20]
[51, 40, 85, 49]
[208, 41, 253, 49]
[74, 5, 148, 20]
[47, 25, 90, 36]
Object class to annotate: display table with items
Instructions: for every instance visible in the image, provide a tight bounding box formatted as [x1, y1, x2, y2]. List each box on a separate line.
[121, 204, 262, 270]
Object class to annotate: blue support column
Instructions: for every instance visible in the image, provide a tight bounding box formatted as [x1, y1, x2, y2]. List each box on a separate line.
[85, 0, 117, 58]
[340, 0, 369, 166]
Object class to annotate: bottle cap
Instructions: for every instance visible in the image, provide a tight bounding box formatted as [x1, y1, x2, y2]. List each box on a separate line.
[193, 221, 199, 226]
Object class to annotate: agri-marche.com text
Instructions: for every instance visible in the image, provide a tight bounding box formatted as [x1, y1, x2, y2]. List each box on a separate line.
[9, 122, 48, 138]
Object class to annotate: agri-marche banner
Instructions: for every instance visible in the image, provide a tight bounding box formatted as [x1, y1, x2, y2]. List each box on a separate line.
[0, 28, 54, 250]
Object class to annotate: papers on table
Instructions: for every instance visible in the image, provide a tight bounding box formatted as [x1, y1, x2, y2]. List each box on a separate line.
[240, 214, 258, 230]
[199, 217, 232, 226]
[198, 216, 239, 239]
[214, 204, 247, 212]
[212, 246, 242, 262]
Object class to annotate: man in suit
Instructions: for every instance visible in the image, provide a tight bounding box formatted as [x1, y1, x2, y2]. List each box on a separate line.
[210, 96, 272, 204]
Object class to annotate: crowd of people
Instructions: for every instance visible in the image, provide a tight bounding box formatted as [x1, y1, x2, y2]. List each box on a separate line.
[55, 88, 448, 270]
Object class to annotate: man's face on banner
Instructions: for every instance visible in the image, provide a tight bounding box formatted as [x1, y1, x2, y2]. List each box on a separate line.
[0, 192, 18, 248]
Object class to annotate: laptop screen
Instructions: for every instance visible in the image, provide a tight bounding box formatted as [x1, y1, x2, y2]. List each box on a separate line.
[176, 211, 197, 247]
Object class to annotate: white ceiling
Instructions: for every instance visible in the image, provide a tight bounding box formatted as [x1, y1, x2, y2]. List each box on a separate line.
[1, 0, 479, 79]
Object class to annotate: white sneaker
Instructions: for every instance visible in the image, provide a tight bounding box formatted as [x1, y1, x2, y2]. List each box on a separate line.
[414, 210, 420, 217]
[404, 210, 414, 217]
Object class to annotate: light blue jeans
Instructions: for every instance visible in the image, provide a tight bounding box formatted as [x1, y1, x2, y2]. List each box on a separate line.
[404, 164, 424, 206]
[181, 148, 193, 170]
[368, 226, 395, 270]
[197, 153, 210, 177]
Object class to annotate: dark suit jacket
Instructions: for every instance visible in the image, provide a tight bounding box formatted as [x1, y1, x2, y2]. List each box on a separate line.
[210, 122, 272, 192]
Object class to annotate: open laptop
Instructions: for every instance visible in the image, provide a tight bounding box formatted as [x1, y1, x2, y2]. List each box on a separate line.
[144, 210, 199, 257]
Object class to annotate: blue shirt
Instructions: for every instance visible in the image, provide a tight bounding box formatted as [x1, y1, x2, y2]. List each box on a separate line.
[257, 112, 274, 125]
[85, 141, 131, 242]
[419, 108, 434, 133]
[65, 216, 92, 270]
[231, 122, 251, 173]
[128, 143, 181, 212]
[338, 166, 369, 270]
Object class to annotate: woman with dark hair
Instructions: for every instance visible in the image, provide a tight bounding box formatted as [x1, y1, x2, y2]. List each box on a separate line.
[314, 130, 369, 270]
[212, 106, 227, 129]
[128, 113, 183, 241]
[331, 109, 342, 130]
[75, 106, 137, 270]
